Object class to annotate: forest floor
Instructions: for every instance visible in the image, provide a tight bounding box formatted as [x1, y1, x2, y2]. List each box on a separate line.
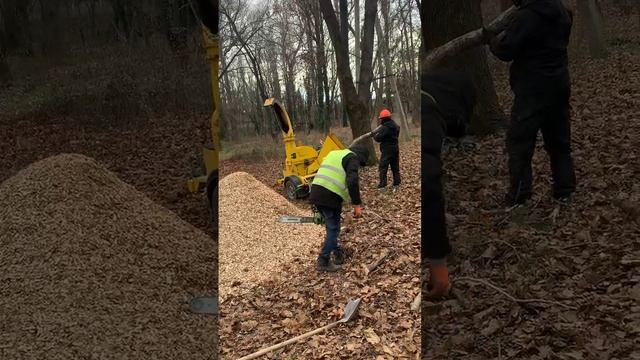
[419, 45, 640, 358]
[1, 5, 638, 360]
[219, 140, 422, 359]
[217, 38, 640, 357]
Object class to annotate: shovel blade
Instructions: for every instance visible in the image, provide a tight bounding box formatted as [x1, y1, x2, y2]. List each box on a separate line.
[190, 296, 218, 314]
[339, 298, 362, 323]
[279, 215, 314, 224]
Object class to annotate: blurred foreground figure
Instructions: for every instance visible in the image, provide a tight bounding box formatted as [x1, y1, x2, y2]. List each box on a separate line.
[421, 69, 476, 299]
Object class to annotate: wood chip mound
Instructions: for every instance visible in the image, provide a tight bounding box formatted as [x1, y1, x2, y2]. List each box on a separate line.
[219, 172, 323, 301]
[0, 154, 216, 359]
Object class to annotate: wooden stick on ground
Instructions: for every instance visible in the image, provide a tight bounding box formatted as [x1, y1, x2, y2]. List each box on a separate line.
[366, 249, 390, 275]
[455, 277, 577, 310]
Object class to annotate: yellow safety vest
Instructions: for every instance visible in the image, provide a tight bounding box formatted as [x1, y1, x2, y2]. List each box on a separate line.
[311, 149, 353, 202]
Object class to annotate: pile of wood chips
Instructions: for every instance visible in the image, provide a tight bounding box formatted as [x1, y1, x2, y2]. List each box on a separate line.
[219, 172, 323, 301]
[0, 154, 216, 359]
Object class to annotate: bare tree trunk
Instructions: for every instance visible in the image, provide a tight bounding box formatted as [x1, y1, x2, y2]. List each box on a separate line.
[374, 13, 410, 142]
[320, 0, 378, 164]
[0, 3, 10, 83]
[354, 0, 360, 88]
[422, 0, 506, 135]
[390, 75, 411, 141]
[577, 0, 608, 58]
[339, 0, 349, 127]
[0, 52, 10, 83]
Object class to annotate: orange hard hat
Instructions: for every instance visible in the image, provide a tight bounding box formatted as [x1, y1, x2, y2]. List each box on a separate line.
[379, 109, 391, 118]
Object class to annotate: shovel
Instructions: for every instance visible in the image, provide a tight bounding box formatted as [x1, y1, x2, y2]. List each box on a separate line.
[190, 296, 218, 315]
[236, 298, 362, 360]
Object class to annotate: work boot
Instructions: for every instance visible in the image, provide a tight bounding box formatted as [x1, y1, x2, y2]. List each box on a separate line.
[553, 194, 573, 207]
[333, 249, 346, 265]
[503, 193, 531, 208]
[317, 256, 341, 272]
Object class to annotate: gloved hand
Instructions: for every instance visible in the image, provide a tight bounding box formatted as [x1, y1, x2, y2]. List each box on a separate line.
[425, 259, 450, 300]
[353, 205, 363, 218]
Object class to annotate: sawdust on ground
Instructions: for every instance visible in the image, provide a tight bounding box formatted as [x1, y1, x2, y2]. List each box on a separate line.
[0, 154, 216, 359]
[218, 172, 323, 301]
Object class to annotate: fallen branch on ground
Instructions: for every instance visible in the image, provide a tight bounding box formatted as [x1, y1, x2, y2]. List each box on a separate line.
[455, 277, 577, 310]
[366, 249, 390, 275]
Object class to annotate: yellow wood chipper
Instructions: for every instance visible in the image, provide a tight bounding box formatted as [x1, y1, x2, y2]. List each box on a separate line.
[185, 1, 219, 233]
[186, 0, 219, 316]
[263, 98, 346, 200]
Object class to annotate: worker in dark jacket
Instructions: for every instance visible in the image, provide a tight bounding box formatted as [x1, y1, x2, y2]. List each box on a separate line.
[372, 109, 401, 189]
[309, 144, 369, 272]
[484, 0, 576, 206]
[422, 69, 476, 299]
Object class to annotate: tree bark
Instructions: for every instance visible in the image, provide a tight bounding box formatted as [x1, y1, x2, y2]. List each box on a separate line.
[422, 0, 508, 135]
[374, 13, 411, 141]
[320, 0, 378, 164]
[339, 0, 350, 127]
[500, 0, 511, 12]
[354, 0, 361, 88]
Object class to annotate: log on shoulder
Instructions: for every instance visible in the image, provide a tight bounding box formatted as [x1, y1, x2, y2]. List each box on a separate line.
[423, 6, 518, 72]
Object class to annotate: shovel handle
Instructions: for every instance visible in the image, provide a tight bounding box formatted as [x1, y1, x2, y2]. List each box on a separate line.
[236, 320, 341, 360]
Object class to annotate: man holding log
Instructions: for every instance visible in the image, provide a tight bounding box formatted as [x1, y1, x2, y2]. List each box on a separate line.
[372, 109, 402, 189]
[484, 0, 577, 206]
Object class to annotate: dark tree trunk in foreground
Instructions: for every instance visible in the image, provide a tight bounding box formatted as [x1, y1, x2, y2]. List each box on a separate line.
[500, 0, 511, 12]
[422, 0, 505, 135]
[320, 0, 378, 164]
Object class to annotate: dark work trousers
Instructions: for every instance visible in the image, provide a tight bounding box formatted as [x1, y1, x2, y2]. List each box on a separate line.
[317, 205, 342, 260]
[506, 91, 577, 204]
[378, 148, 401, 188]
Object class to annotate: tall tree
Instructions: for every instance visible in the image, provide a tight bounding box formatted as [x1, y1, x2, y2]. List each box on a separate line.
[422, 0, 505, 134]
[320, 0, 378, 163]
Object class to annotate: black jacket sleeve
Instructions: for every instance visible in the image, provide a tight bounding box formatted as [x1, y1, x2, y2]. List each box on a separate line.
[372, 126, 389, 143]
[421, 78, 451, 260]
[489, 9, 539, 61]
[343, 154, 362, 206]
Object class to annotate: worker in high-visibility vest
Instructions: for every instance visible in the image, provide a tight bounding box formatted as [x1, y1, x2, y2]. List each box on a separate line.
[309, 144, 369, 272]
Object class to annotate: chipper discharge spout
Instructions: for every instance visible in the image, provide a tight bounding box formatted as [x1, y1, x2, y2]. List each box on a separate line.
[263, 97, 346, 201]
